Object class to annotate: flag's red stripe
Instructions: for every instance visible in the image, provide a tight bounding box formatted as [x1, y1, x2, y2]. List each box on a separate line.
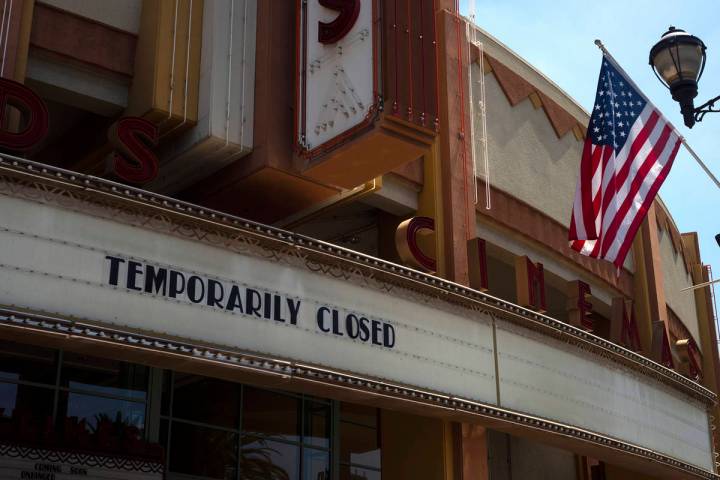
[600, 123, 674, 258]
[611, 138, 681, 269]
[591, 145, 614, 257]
[570, 239, 585, 253]
[600, 111, 660, 218]
[589, 144, 604, 232]
[613, 111, 661, 193]
[579, 138, 597, 238]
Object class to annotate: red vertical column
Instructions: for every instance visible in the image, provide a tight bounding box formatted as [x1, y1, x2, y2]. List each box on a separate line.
[436, 7, 474, 285]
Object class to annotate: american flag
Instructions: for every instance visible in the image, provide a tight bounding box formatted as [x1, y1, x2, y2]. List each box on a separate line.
[569, 56, 682, 270]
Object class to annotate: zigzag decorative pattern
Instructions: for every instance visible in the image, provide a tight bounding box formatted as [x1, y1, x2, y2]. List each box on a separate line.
[0, 444, 164, 474]
[476, 51, 587, 141]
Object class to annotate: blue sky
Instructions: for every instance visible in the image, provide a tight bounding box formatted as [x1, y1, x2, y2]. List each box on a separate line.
[460, 0, 720, 288]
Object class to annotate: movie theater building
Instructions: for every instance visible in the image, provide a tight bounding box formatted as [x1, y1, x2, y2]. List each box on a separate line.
[0, 1, 718, 479]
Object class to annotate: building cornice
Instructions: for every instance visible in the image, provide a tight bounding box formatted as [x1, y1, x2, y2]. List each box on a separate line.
[0, 307, 717, 480]
[0, 154, 714, 408]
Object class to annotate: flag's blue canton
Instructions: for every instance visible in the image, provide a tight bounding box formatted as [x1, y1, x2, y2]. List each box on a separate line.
[589, 60, 646, 154]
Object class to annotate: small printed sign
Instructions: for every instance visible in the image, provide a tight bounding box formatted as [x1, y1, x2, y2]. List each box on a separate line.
[0, 444, 163, 480]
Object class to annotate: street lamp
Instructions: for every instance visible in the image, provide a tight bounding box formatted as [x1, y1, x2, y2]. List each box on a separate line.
[649, 26, 720, 128]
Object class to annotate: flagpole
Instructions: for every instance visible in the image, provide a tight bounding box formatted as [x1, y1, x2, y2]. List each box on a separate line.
[594, 39, 720, 190]
[679, 140, 720, 189]
[680, 277, 720, 292]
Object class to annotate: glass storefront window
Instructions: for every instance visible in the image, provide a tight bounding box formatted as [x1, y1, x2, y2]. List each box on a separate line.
[303, 400, 331, 448]
[340, 403, 381, 477]
[340, 421, 380, 469]
[241, 437, 299, 480]
[159, 374, 374, 480]
[339, 403, 378, 429]
[0, 382, 55, 442]
[166, 420, 239, 480]
[303, 448, 330, 480]
[242, 387, 300, 443]
[61, 351, 148, 401]
[0, 340, 150, 457]
[172, 372, 241, 428]
[0, 340, 57, 385]
[57, 391, 146, 436]
[339, 465, 382, 480]
[0, 340, 382, 480]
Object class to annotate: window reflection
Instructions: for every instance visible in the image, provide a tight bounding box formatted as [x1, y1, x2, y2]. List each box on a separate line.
[303, 400, 330, 448]
[340, 403, 381, 478]
[340, 403, 377, 428]
[0, 383, 54, 442]
[340, 465, 382, 480]
[0, 336, 385, 480]
[168, 421, 238, 480]
[0, 340, 56, 384]
[241, 437, 298, 480]
[340, 421, 380, 468]
[303, 448, 330, 480]
[172, 372, 240, 428]
[62, 352, 148, 401]
[58, 391, 146, 434]
[242, 388, 300, 443]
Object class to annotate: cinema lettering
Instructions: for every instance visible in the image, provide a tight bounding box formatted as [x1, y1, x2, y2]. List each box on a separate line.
[393, 216, 692, 370]
[104, 256, 396, 349]
[0, 79, 159, 184]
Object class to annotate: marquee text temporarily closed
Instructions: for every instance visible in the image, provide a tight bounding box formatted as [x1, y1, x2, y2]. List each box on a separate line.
[104, 256, 396, 348]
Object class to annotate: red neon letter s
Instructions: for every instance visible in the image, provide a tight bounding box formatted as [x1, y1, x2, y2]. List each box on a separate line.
[107, 117, 159, 185]
[0, 78, 49, 151]
[318, 0, 360, 44]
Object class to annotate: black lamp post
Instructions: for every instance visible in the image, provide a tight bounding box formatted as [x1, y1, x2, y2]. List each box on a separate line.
[649, 26, 720, 128]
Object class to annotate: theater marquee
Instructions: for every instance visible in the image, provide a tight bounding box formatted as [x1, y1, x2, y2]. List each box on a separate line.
[0, 159, 716, 476]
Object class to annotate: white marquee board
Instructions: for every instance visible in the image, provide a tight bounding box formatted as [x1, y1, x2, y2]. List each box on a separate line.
[0, 189, 714, 473]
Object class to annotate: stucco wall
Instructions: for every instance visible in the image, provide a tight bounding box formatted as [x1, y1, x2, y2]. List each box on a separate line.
[659, 223, 701, 349]
[472, 65, 635, 271]
[475, 67, 579, 227]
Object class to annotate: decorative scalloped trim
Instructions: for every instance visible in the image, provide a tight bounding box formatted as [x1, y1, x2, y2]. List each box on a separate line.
[0, 154, 713, 407]
[0, 443, 163, 474]
[0, 309, 716, 480]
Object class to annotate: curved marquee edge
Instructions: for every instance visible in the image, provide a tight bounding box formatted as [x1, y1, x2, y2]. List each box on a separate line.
[0, 154, 714, 406]
[0, 308, 716, 480]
